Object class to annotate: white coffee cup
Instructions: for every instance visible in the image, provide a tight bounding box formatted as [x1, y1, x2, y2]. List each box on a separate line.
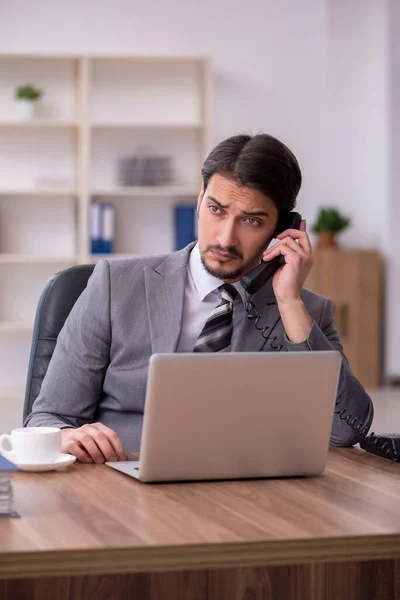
[0, 427, 61, 464]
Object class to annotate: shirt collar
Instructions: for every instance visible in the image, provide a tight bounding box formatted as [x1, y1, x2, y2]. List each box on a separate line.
[188, 242, 246, 305]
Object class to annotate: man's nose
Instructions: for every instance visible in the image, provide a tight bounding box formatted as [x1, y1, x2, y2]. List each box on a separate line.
[216, 220, 238, 248]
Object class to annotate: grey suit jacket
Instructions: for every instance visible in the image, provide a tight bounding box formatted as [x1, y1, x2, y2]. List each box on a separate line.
[25, 243, 374, 451]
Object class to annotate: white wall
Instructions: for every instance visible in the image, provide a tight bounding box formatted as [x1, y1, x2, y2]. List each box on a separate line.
[325, 0, 399, 379]
[0, 0, 329, 218]
[0, 0, 398, 377]
[388, 0, 400, 378]
[325, 0, 389, 251]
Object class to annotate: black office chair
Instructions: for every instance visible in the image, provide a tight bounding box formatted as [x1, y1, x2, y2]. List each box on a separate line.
[23, 264, 95, 422]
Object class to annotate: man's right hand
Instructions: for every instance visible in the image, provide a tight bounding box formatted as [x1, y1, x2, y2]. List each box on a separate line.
[61, 423, 127, 464]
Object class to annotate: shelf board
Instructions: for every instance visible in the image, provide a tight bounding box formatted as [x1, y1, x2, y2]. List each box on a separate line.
[0, 188, 77, 197]
[0, 387, 25, 401]
[92, 186, 199, 197]
[89, 253, 143, 261]
[0, 120, 78, 128]
[0, 53, 206, 63]
[0, 255, 78, 265]
[0, 321, 33, 334]
[90, 55, 207, 64]
[0, 53, 81, 60]
[91, 122, 203, 130]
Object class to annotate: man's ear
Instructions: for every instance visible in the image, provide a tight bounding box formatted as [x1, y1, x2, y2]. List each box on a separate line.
[196, 184, 205, 215]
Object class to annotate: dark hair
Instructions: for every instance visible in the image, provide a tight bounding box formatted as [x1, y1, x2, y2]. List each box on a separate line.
[201, 133, 302, 213]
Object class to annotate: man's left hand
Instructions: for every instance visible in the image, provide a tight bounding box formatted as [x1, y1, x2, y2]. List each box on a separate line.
[262, 219, 313, 304]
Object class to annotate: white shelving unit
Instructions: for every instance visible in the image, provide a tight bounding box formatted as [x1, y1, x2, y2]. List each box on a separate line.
[91, 123, 203, 129]
[0, 255, 78, 265]
[91, 186, 200, 197]
[0, 388, 25, 401]
[0, 120, 78, 128]
[0, 189, 77, 196]
[0, 53, 213, 428]
[0, 322, 33, 334]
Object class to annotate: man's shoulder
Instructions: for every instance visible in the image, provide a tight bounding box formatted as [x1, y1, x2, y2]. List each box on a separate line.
[99, 242, 195, 278]
[300, 287, 329, 312]
[105, 251, 171, 273]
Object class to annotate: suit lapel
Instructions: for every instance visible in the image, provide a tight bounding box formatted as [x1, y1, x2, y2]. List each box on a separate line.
[145, 244, 194, 354]
[231, 280, 282, 352]
[145, 244, 283, 354]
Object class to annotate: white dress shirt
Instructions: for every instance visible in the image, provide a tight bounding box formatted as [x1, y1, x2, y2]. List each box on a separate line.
[176, 242, 246, 352]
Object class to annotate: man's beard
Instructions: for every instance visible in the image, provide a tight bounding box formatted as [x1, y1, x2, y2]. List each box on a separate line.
[200, 245, 258, 281]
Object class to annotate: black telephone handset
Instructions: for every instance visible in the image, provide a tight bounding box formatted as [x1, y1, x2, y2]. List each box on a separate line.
[241, 212, 302, 295]
[240, 210, 400, 463]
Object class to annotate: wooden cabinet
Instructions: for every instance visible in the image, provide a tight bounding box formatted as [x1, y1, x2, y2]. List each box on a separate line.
[305, 249, 382, 388]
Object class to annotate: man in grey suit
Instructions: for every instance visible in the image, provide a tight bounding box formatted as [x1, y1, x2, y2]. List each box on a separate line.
[25, 133, 374, 463]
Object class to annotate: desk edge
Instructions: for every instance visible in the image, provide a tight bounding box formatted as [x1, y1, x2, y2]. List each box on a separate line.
[2, 534, 400, 579]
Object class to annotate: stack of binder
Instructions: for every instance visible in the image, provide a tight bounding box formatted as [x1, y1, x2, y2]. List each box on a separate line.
[0, 456, 18, 518]
[91, 203, 116, 254]
[118, 155, 172, 186]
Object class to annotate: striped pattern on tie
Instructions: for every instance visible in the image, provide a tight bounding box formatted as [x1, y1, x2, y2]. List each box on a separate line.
[193, 283, 238, 353]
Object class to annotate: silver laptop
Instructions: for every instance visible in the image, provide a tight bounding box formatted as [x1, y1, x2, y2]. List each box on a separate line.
[106, 351, 342, 482]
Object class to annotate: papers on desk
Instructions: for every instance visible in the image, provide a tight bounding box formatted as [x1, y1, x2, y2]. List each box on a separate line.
[0, 456, 19, 518]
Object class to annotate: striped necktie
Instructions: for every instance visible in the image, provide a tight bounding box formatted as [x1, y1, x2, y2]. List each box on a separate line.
[193, 284, 238, 353]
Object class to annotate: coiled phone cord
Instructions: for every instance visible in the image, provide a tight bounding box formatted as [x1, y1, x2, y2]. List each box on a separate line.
[245, 293, 398, 460]
[244, 295, 283, 350]
[334, 404, 399, 461]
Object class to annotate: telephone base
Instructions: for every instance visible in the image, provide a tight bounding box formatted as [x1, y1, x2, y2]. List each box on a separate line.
[360, 434, 400, 462]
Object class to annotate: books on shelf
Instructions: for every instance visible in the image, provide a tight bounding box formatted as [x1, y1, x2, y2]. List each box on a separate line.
[90, 202, 115, 254]
[0, 456, 19, 518]
[90, 203, 198, 255]
[175, 205, 198, 251]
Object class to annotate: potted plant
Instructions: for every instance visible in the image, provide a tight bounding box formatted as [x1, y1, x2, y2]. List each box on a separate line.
[311, 207, 350, 248]
[14, 84, 44, 120]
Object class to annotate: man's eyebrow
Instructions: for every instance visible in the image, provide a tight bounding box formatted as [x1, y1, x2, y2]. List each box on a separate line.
[207, 195, 269, 218]
[207, 195, 228, 208]
[242, 208, 270, 218]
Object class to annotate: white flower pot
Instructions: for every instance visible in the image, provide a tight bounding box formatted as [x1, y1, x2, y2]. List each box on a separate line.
[14, 100, 36, 121]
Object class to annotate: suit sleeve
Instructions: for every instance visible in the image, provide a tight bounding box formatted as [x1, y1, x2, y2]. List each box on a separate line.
[284, 297, 374, 447]
[23, 260, 112, 429]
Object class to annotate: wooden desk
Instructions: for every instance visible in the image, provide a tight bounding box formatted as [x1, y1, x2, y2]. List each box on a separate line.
[1, 449, 400, 600]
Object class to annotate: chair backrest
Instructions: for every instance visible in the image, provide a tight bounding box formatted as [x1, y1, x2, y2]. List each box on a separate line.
[23, 264, 95, 422]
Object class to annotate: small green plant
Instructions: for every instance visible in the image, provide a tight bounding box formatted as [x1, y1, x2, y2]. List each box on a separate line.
[311, 207, 350, 234]
[15, 84, 43, 102]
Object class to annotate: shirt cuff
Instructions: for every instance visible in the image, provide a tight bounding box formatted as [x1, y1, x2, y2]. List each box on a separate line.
[284, 319, 335, 352]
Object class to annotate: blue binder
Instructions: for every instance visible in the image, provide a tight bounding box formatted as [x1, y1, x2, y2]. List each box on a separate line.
[175, 205, 197, 250]
[100, 204, 115, 254]
[91, 203, 115, 254]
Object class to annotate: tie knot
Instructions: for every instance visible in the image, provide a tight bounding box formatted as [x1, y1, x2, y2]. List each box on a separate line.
[219, 283, 238, 304]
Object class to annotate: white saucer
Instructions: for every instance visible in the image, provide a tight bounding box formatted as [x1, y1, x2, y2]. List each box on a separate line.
[5, 452, 76, 472]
